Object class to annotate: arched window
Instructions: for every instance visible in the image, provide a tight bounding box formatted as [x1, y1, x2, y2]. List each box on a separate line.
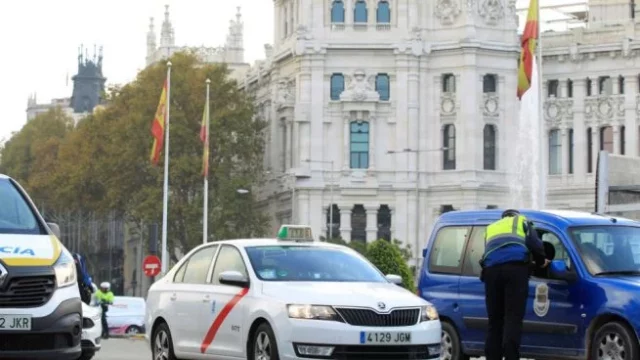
[377, 205, 391, 241]
[549, 129, 562, 175]
[375, 73, 390, 101]
[331, 0, 345, 23]
[350, 121, 369, 169]
[351, 205, 366, 242]
[443, 124, 456, 170]
[600, 126, 613, 152]
[325, 204, 340, 239]
[483, 124, 496, 170]
[483, 74, 497, 93]
[354, 0, 368, 23]
[376, 1, 390, 23]
[330, 73, 345, 100]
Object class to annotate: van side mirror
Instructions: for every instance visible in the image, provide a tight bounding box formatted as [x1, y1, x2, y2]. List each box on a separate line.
[219, 270, 250, 288]
[549, 260, 577, 281]
[47, 222, 61, 239]
[422, 248, 428, 258]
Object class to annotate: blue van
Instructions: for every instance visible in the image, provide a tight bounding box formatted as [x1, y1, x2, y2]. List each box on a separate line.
[418, 209, 640, 360]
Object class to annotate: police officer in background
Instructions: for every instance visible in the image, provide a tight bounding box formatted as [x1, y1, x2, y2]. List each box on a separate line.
[480, 209, 549, 360]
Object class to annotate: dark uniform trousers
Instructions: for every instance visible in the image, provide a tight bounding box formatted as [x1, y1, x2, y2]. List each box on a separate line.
[483, 262, 530, 360]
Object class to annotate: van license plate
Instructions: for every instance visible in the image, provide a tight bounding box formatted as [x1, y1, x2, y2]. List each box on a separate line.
[360, 331, 411, 344]
[0, 315, 32, 330]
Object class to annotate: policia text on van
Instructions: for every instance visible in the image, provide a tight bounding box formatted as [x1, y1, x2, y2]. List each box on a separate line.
[0, 174, 82, 360]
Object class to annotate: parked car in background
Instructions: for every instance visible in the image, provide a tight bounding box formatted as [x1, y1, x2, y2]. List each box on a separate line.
[80, 302, 102, 360]
[106, 296, 146, 335]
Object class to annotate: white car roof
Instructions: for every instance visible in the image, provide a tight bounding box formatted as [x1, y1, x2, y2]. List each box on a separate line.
[208, 238, 347, 250]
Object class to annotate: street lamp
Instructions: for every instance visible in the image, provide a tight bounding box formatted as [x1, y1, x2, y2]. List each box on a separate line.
[387, 147, 448, 274]
[303, 159, 335, 239]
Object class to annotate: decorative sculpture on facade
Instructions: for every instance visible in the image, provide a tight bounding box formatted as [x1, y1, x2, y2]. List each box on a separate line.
[340, 70, 380, 102]
[435, 0, 461, 25]
[478, 0, 504, 25]
[275, 78, 295, 109]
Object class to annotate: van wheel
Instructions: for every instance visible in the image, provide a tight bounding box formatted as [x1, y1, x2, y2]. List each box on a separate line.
[590, 321, 638, 360]
[152, 322, 178, 360]
[126, 325, 142, 335]
[441, 321, 469, 360]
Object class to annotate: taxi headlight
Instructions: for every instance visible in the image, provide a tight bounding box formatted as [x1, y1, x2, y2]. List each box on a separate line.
[287, 304, 341, 321]
[54, 251, 77, 288]
[420, 304, 439, 322]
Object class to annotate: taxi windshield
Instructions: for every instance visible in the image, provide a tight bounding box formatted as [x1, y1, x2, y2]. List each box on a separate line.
[244, 245, 387, 282]
[570, 225, 640, 276]
[0, 179, 41, 234]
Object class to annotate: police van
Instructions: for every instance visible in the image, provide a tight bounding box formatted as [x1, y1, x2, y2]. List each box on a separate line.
[0, 174, 82, 359]
[418, 209, 640, 360]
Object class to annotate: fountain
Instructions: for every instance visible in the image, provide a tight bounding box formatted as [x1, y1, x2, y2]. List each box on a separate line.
[508, 58, 547, 210]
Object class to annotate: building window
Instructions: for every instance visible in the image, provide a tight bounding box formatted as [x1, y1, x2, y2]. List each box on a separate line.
[351, 205, 366, 242]
[350, 121, 369, 169]
[600, 126, 613, 152]
[567, 79, 573, 98]
[330, 73, 344, 100]
[443, 124, 456, 170]
[483, 74, 497, 93]
[442, 73, 455, 93]
[483, 124, 496, 170]
[599, 76, 612, 95]
[376, 1, 390, 23]
[354, 0, 367, 23]
[547, 80, 559, 97]
[621, 125, 626, 155]
[587, 78, 592, 96]
[568, 129, 574, 174]
[587, 128, 593, 173]
[619, 75, 625, 94]
[549, 129, 561, 175]
[331, 0, 345, 23]
[325, 204, 340, 239]
[377, 205, 391, 241]
[375, 73, 390, 101]
[486, 205, 498, 209]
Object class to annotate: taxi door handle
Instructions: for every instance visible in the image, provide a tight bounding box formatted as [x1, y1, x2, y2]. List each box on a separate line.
[202, 295, 211, 303]
[170, 293, 177, 301]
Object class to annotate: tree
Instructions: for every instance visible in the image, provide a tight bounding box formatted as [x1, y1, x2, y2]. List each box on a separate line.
[366, 239, 415, 290]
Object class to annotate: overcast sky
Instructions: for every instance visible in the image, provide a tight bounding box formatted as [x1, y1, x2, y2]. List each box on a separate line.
[0, 0, 581, 143]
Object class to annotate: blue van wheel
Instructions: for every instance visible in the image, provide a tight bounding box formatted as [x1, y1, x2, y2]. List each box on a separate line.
[590, 321, 638, 360]
[441, 321, 469, 360]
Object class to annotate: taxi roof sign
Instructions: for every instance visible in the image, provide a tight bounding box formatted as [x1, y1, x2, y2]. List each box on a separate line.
[277, 225, 314, 242]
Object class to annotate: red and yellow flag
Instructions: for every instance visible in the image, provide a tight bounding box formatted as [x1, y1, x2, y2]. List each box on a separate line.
[517, 0, 539, 100]
[150, 79, 168, 165]
[200, 105, 209, 177]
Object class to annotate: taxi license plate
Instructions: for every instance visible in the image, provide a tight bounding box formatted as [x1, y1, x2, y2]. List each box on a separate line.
[360, 331, 411, 344]
[0, 315, 32, 330]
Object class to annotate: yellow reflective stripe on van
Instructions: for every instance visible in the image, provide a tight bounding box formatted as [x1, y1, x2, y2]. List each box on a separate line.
[1, 235, 62, 267]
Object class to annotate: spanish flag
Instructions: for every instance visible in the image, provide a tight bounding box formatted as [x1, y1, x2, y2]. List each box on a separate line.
[150, 79, 168, 165]
[200, 104, 209, 177]
[517, 0, 539, 100]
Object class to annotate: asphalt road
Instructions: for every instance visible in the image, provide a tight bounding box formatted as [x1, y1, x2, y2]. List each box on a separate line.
[94, 338, 150, 360]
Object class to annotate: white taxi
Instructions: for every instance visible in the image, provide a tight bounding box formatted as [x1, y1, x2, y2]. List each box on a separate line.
[145, 225, 441, 360]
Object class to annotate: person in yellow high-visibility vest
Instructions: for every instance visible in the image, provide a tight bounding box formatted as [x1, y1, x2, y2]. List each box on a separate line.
[480, 209, 549, 360]
[95, 282, 115, 339]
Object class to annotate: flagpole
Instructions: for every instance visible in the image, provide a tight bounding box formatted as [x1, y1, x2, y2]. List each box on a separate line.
[161, 61, 171, 275]
[203, 79, 210, 244]
[536, 0, 546, 210]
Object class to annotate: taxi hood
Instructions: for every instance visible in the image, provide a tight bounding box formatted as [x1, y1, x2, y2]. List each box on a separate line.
[0, 234, 61, 267]
[261, 281, 427, 308]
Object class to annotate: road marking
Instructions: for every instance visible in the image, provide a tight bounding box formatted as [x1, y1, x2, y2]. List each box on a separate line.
[200, 288, 249, 353]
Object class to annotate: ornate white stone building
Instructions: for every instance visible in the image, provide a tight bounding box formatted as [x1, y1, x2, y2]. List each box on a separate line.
[242, 0, 640, 266]
[145, 5, 250, 81]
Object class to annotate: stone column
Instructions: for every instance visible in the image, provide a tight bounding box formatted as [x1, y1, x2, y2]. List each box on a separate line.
[624, 74, 638, 156]
[613, 125, 621, 154]
[339, 207, 352, 242]
[365, 205, 379, 243]
[342, 114, 350, 171]
[345, 0, 353, 24]
[285, 120, 292, 169]
[613, 77, 620, 95]
[572, 78, 587, 179]
[560, 80, 568, 98]
[591, 79, 598, 97]
[389, 206, 395, 240]
[368, 115, 376, 170]
[309, 51, 326, 170]
[320, 205, 327, 239]
[591, 127, 599, 173]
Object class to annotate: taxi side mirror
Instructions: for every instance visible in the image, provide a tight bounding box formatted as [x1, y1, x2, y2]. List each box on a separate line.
[219, 270, 250, 288]
[549, 260, 577, 281]
[385, 274, 403, 286]
[47, 222, 61, 239]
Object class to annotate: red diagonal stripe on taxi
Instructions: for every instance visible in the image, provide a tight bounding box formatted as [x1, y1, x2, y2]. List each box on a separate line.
[200, 287, 250, 353]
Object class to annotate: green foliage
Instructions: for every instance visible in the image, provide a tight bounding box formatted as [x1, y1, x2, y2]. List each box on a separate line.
[0, 52, 269, 255]
[321, 237, 415, 290]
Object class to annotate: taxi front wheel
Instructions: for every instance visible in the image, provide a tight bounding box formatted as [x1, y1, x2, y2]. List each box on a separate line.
[590, 321, 638, 360]
[152, 322, 179, 360]
[250, 322, 280, 360]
